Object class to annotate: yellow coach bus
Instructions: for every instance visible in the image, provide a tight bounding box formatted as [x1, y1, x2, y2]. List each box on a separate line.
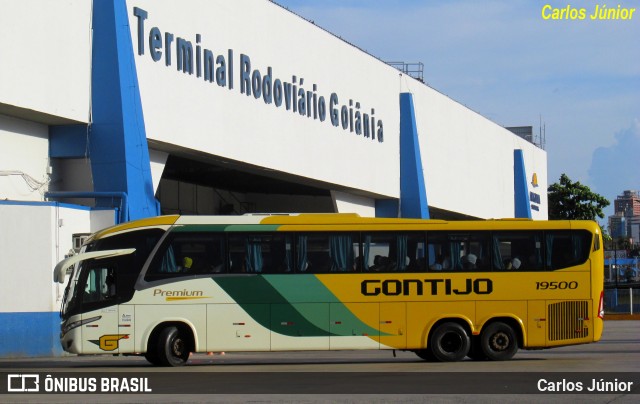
[53, 214, 604, 366]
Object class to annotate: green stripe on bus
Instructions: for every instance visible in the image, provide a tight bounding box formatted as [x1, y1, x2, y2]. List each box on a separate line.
[213, 275, 330, 337]
[263, 275, 340, 303]
[214, 275, 383, 337]
[264, 275, 383, 336]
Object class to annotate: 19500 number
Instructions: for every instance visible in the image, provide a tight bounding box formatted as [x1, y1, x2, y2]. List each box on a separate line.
[536, 281, 578, 290]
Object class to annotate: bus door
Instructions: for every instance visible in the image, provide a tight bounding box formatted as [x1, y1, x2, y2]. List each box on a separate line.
[79, 263, 121, 354]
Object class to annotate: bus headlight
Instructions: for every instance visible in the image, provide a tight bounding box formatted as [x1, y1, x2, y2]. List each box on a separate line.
[61, 316, 101, 336]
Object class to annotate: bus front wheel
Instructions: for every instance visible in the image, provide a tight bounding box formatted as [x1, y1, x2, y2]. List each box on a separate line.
[480, 322, 518, 361]
[144, 350, 161, 366]
[429, 322, 470, 362]
[157, 326, 191, 367]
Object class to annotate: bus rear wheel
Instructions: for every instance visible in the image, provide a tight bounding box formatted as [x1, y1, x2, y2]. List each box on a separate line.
[157, 326, 191, 367]
[467, 337, 487, 361]
[429, 322, 470, 362]
[480, 322, 518, 361]
[414, 349, 436, 361]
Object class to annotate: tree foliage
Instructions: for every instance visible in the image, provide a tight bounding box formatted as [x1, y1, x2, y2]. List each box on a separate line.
[547, 174, 610, 220]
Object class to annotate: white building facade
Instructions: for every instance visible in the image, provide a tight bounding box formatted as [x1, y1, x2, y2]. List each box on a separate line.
[0, 0, 547, 357]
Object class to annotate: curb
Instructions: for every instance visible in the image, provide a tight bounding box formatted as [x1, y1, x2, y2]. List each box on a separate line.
[604, 314, 640, 320]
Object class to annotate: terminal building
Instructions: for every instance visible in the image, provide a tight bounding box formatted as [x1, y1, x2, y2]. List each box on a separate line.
[0, 0, 547, 357]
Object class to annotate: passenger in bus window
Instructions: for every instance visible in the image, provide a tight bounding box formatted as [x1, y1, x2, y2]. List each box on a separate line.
[353, 256, 364, 271]
[461, 254, 477, 270]
[177, 256, 193, 272]
[442, 255, 451, 270]
[430, 262, 443, 270]
[513, 258, 521, 269]
[429, 253, 449, 271]
[429, 254, 445, 271]
[505, 257, 521, 270]
[104, 273, 116, 298]
[370, 255, 389, 272]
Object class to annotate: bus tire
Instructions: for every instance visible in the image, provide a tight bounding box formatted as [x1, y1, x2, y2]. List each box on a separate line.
[429, 322, 470, 362]
[157, 326, 190, 367]
[414, 349, 436, 361]
[144, 350, 161, 366]
[467, 337, 487, 361]
[480, 322, 518, 361]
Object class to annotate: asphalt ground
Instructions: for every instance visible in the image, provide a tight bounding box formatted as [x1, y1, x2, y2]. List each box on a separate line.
[0, 320, 638, 403]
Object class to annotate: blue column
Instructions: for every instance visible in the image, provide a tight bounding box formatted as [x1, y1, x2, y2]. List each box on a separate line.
[375, 199, 399, 218]
[90, 0, 159, 221]
[399, 93, 429, 219]
[514, 149, 532, 219]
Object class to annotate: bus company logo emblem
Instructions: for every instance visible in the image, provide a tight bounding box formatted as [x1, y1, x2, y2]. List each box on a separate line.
[531, 173, 539, 187]
[89, 334, 129, 351]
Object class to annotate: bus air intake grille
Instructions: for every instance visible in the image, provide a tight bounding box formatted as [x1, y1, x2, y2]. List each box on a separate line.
[548, 301, 589, 341]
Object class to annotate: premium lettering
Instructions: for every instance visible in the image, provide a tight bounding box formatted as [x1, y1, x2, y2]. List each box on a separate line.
[153, 289, 204, 297]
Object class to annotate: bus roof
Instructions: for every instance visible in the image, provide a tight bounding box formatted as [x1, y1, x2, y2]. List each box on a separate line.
[87, 215, 180, 243]
[86, 213, 600, 243]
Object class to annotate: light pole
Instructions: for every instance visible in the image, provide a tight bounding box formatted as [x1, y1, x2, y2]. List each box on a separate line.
[607, 225, 618, 286]
[614, 238, 619, 288]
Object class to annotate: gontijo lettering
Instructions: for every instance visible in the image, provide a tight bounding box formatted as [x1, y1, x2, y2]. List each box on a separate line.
[361, 278, 493, 296]
[132, 7, 384, 142]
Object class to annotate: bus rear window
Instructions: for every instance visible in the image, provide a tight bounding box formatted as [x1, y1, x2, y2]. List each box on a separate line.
[545, 230, 592, 270]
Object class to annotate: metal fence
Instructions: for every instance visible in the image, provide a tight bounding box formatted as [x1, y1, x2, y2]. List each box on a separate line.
[604, 288, 640, 314]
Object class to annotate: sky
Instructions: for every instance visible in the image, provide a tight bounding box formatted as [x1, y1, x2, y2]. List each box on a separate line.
[274, 0, 640, 222]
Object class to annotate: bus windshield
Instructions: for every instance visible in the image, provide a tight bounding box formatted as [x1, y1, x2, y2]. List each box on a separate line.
[60, 261, 81, 317]
[58, 228, 165, 319]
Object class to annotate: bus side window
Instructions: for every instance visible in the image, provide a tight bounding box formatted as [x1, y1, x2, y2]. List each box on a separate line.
[363, 234, 393, 272]
[492, 231, 543, 271]
[145, 232, 226, 280]
[427, 232, 489, 272]
[228, 234, 293, 274]
[426, 234, 450, 271]
[362, 232, 425, 272]
[296, 233, 358, 273]
[196, 234, 225, 274]
[83, 266, 116, 304]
